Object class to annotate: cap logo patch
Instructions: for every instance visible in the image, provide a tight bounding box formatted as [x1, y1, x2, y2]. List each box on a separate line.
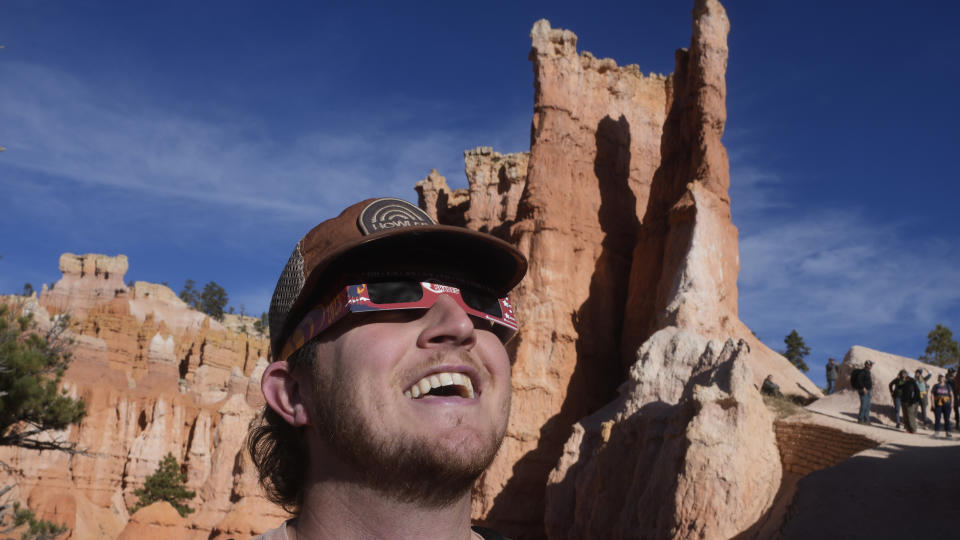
[358, 198, 436, 234]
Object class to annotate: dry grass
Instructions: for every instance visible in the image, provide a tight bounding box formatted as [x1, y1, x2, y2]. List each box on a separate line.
[763, 393, 807, 418]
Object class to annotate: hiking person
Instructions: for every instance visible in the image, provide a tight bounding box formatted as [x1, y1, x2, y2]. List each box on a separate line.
[899, 372, 921, 434]
[949, 368, 960, 430]
[931, 374, 952, 438]
[914, 367, 932, 427]
[761, 374, 782, 397]
[825, 357, 839, 395]
[888, 370, 909, 428]
[248, 198, 526, 540]
[851, 360, 874, 424]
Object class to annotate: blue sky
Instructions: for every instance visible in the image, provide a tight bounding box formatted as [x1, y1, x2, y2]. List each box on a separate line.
[2, 1, 958, 386]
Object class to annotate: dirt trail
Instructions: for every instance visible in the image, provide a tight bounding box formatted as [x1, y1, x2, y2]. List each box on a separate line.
[777, 390, 958, 538]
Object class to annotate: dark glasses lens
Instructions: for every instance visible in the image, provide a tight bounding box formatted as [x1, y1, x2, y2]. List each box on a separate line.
[459, 286, 503, 318]
[367, 281, 424, 304]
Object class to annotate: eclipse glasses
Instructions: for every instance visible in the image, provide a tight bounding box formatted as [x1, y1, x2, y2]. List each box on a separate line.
[278, 280, 518, 363]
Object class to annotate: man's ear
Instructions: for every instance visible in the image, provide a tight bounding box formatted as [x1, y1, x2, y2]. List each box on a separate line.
[261, 361, 312, 427]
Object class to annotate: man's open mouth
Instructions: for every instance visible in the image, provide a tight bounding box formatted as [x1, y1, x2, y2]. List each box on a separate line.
[404, 371, 475, 399]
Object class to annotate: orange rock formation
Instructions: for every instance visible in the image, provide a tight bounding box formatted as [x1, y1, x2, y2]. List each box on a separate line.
[1, 254, 286, 538]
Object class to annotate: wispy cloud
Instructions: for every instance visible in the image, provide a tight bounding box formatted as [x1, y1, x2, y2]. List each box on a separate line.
[0, 62, 493, 221]
[737, 207, 960, 361]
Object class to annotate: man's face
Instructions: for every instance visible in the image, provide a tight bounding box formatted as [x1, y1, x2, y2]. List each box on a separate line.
[300, 293, 512, 506]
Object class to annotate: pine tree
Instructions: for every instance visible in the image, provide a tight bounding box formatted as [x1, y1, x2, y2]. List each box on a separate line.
[919, 324, 960, 367]
[179, 279, 199, 308]
[199, 282, 228, 322]
[130, 453, 196, 517]
[0, 501, 67, 539]
[0, 301, 85, 537]
[0, 304, 86, 449]
[782, 329, 811, 372]
[179, 280, 229, 322]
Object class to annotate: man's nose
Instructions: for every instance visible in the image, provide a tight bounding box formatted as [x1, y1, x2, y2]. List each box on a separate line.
[417, 294, 476, 349]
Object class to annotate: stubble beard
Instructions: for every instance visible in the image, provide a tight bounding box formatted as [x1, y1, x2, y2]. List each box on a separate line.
[309, 357, 509, 508]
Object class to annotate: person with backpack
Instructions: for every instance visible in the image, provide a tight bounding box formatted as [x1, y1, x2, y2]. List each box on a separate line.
[850, 360, 874, 424]
[825, 357, 839, 395]
[930, 374, 952, 438]
[914, 367, 932, 427]
[899, 371, 921, 434]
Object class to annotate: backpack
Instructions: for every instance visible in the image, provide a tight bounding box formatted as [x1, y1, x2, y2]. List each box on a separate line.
[901, 380, 920, 404]
[851, 368, 865, 390]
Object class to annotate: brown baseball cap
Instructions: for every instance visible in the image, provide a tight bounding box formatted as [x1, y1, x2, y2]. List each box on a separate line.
[268, 197, 527, 360]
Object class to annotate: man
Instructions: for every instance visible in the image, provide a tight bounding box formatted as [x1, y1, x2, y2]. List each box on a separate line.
[248, 198, 527, 540]
[914, 367, 932, 427]
[825, 357, 839, 395]
[851, 360, 874, 424]
[949, 368, 960, 430]
[761, 374, 782, 397]
[898, 371, 921, 434]
[888, 370, 908, 428]
[931, 374, 953, 438]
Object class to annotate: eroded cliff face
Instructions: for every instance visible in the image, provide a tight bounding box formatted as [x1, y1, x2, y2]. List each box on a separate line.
[418, 1, 818, 537]
[416, 147, 530, 238]
[1, 254, 286, 538]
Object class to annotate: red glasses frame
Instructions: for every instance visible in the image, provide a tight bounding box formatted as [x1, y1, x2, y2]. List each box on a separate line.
[278, 281, 518, 363]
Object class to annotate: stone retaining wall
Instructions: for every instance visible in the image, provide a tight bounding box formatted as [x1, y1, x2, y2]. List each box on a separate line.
[774, 420, 877, 475]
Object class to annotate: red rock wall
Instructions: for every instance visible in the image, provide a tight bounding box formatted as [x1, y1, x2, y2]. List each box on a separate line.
[472, 19, 673, 535]
[0, 255, 285, 538]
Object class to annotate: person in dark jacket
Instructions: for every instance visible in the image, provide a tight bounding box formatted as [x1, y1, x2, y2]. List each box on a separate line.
[851, 360, 874, 424]
[899, 372, 921, 433]
[888, 371, 907, 428]
[761, 374, 782, 397]
[931, 374, 953, 438]
[914, 368, 932, 427]
[825, 357, 839, 395]
[949, 368, 960, 430]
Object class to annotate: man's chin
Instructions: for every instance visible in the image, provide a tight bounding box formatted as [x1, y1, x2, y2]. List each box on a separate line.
[351, 431, 501, 508]
[318, 405, 503, 507]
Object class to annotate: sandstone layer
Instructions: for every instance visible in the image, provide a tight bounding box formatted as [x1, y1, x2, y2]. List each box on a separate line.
[0, 255, 286, 538]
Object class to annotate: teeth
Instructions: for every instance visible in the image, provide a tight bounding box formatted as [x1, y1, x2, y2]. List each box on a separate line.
[405, 371, 475, 399]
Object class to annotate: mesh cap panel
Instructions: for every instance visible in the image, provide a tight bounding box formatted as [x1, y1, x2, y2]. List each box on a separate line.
[269, 244, 305, 347]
